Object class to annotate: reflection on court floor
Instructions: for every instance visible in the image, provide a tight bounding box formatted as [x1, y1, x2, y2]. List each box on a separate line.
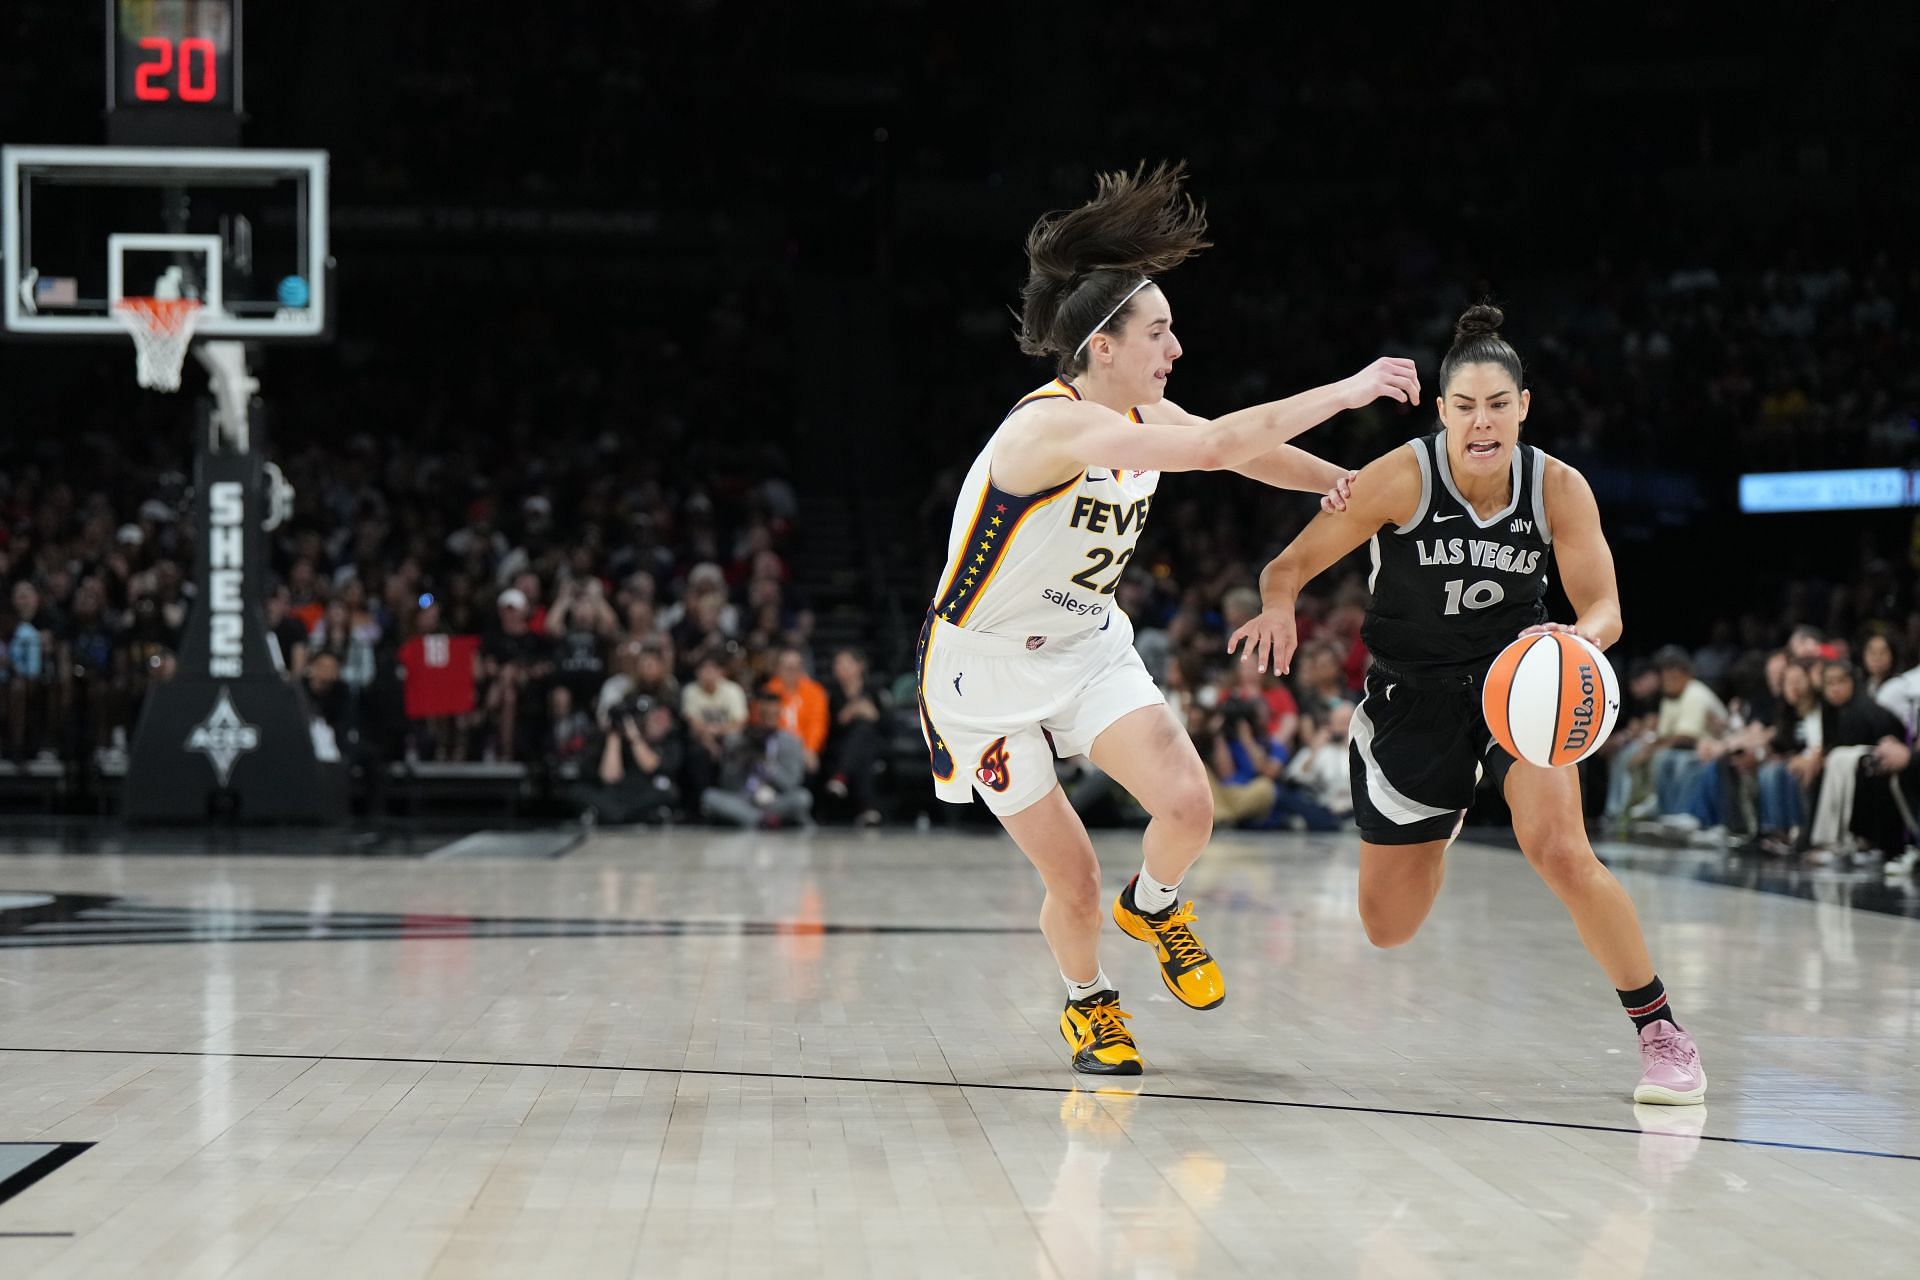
[1, 829, 1916, 1278]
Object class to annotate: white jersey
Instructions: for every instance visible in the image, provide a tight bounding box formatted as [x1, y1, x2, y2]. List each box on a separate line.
[930, 378, 1161, 638]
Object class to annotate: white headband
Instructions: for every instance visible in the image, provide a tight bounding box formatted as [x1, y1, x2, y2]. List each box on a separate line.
[1072, 277, 1153, 359]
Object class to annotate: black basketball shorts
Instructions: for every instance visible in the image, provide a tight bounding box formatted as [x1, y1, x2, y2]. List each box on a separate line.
[1346, 666, 1518, 846]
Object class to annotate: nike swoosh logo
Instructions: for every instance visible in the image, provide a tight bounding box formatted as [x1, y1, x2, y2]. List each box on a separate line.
[1432, 513, 1463, 523]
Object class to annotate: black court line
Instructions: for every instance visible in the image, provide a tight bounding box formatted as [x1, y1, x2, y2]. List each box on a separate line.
[0, 892, 1044, 949]
[0, 1233, 76, 1238]
[3, 1045, 1911, 1164]
[0, 1142, 92, 1209]
[0, 924, 1045, 950]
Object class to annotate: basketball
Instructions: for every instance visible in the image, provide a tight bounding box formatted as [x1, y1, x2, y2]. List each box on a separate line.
[1481, 631, 1621, 768]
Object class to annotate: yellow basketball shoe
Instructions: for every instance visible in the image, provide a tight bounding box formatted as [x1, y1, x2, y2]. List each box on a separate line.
[1113, 876, 1226, 1011]
[1059, 990, 1144, 1076]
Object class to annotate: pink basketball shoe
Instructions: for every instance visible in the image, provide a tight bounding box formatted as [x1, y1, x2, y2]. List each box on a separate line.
[1633, 1021, 1707, 1105]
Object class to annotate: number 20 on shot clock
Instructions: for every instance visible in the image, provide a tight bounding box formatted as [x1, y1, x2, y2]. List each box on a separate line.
[109, 0, 241, 112]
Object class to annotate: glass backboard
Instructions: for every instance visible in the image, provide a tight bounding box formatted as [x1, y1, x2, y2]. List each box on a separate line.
[2, 145, 328, 340]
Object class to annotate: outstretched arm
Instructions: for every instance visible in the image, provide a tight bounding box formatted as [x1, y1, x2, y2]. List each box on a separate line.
[1233, 447, 1353, 499]
[1145, 399, 1349, 494]
[991, 358, 1419, 495]
[1226, 447, 1424, 674]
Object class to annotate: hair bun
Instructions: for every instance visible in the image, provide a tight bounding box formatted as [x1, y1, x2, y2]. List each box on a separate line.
[1454, 303, 1504, 342]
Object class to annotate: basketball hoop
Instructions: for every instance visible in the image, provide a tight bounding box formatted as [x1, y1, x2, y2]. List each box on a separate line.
[112, 296, 203, 391]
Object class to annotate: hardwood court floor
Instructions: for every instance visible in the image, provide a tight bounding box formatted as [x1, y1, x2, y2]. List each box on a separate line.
[1, 827, 1917, 1278]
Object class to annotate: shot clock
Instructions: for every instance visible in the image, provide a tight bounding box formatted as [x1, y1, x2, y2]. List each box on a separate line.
[5, 0, 331, 344]
[106, 0, 244, 145]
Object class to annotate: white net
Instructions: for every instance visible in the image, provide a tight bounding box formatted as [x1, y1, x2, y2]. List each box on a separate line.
[111, 297, 203, 391]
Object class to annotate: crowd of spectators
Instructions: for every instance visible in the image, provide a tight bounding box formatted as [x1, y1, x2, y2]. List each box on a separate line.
[4, 240, 1917, 849]
[0, 293, 917, 829]
[0, 284, 948, 829]
[0, 418, 914, 828]
[13, 439, 1916, 864]
[1597, 622, 1920, 872]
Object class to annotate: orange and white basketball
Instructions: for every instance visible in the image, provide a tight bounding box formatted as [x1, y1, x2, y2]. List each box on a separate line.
[1482, 632, 1621, 768]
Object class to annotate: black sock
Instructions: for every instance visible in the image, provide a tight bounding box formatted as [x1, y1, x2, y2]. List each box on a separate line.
[1617, 976, 1679, 1032]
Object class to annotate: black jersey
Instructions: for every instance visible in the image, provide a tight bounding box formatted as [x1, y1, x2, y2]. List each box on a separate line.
[1362, 432, 1552, 678]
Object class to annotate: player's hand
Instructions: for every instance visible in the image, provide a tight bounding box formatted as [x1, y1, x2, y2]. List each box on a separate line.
[1338, 356, 1420, 410]
[1228, 607, 1299, 675]
[1319, 469, 1359, 514]
[1519, 621, 1594, 644]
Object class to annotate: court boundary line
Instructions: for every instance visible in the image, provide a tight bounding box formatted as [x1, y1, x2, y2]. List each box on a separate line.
[3, 1045, 1911, 1163]
[0, 1141, 92, 1210]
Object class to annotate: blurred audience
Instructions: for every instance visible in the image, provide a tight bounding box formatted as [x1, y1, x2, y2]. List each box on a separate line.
[822, 648, 888, 827]
[699, 686, 814, 829]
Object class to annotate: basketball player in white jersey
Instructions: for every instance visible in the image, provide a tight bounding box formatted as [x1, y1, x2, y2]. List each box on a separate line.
[1229, 304, 1705, 1104]
[917, 162, 1419, 1074]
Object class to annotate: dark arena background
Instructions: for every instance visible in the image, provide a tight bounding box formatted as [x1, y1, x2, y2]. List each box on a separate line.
[1, 3, 1918, 1277]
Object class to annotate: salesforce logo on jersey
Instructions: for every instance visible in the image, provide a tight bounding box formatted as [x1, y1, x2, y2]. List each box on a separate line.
[1042, 588, 1107, 617]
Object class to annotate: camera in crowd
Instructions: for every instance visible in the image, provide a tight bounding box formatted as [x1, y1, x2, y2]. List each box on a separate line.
[611, 693, 660, 732]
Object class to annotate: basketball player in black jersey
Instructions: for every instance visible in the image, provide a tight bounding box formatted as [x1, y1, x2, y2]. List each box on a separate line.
[1228, 305, 1705, 1105]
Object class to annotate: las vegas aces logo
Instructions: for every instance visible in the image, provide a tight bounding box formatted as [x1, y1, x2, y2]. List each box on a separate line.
[975, 736, 1012, 792]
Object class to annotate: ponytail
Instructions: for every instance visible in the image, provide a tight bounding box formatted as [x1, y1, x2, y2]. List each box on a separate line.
[1015, 161, 1211, 375]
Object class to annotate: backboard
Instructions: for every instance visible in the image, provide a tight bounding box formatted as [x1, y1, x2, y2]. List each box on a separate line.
[2, 145, 329, 340]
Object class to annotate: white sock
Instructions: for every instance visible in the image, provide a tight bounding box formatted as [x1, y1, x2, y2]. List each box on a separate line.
[1133, 866, 1179, 914]
[1064, 970, 1113, 1003]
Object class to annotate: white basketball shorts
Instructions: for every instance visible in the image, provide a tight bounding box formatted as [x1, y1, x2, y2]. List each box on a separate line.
[913, 608, 1165, 817]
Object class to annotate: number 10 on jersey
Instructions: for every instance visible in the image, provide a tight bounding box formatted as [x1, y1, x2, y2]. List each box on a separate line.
[1441, 578, 1506, 615]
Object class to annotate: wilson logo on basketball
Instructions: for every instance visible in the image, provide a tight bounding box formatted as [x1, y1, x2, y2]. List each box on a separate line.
[1483, 631, 1620, 768]
[975, 737, 1012, 792]
[1562, 662, 1597, 754]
